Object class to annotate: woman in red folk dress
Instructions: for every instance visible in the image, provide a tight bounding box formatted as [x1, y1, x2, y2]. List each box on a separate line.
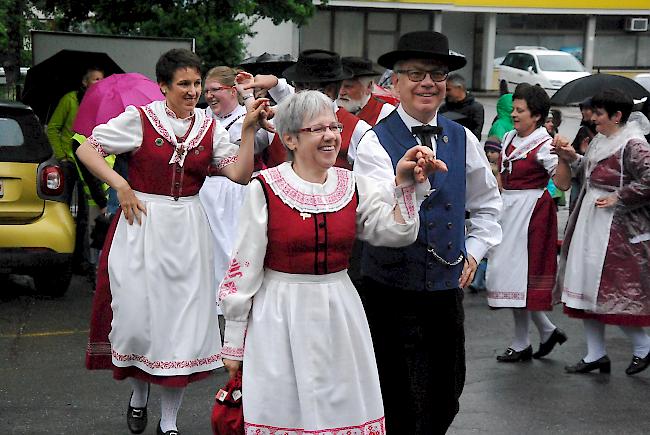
[219, 90, 444, 434]
[76, 49, 267, 435]
[556, 88, 650, 375]
[486, 83, 572, 362]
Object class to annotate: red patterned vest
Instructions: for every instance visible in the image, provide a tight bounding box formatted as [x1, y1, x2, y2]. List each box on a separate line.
[499, 141, 550, 190]
[357, 96, 387, 126]
[335, 106, 360, 170]
[257, 173, 358, 275]
[130, 108, 214, 198]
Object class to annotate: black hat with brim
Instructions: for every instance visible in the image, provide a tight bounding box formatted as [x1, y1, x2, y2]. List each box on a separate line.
[238, 52, 296, 76]
[341, 57, 382, 78]
[378, 31, 467, 71]
[282, 49, 353, 83]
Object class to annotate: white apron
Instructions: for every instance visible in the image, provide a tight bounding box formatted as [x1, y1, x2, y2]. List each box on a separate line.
[108, 191, 223, 375]
[243, 270, 385, 435]
[561, 185, 615, 310]
[487, 188, 545, 308]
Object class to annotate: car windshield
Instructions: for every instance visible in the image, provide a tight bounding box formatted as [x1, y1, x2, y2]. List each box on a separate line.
[537, 55, 584, 72]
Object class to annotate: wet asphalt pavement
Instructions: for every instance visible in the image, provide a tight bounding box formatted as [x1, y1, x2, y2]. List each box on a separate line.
[2, 271, 649, 434]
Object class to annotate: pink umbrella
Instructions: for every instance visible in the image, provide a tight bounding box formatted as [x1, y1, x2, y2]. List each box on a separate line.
[73, 72, 164, 137]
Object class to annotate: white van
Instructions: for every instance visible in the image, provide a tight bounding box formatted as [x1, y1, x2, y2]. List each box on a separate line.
[498, 47, 590, 96]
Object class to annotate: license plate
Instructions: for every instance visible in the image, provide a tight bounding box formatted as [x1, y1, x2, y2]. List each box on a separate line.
[0, 179, 3, 198]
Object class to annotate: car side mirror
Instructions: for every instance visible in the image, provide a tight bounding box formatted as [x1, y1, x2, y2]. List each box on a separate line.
[527, 65, 534, 74]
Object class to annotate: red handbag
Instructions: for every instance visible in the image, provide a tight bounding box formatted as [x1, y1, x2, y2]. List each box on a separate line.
[211, 370, 244, 435]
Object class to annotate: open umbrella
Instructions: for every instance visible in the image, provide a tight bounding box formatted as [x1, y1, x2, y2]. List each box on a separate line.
[73, 72, 164, 137]
[550, 73, 650, 106]
[238, 53, 296, 76]
[21, 49, 124, 123]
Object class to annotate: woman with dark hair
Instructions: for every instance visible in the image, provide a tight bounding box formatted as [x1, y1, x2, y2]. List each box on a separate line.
[486, 83, 572, 362]
[76, 49, 266, 434]
[556, 88, 650, 375]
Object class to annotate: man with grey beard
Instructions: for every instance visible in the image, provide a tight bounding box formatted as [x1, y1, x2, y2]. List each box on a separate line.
[337, 57, 395, 129]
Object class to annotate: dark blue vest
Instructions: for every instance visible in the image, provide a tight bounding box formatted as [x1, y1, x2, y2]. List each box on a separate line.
[361, 110, 467, 291]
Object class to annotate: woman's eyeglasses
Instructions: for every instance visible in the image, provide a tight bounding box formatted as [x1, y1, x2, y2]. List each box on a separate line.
[204, 86, 232, 96]
[395, 69, 449, 83]
[298, 122, 344, 134]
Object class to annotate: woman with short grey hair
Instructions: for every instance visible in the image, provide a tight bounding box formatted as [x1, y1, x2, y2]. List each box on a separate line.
[219, 90, 446, 434]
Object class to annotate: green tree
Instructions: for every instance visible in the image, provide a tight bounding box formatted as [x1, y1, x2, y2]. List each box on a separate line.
[39, 0, 320, 68]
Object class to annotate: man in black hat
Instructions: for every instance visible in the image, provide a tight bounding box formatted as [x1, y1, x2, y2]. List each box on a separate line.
[338, 56, 395, 128]
[353, 31, 502, 434]
[239, 49, 371, 169]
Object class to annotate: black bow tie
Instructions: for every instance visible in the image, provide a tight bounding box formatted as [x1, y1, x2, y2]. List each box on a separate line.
[412, 125, 443, 149]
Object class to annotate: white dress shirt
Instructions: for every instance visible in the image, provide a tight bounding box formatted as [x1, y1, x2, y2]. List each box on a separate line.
[353, 104, 503, 263]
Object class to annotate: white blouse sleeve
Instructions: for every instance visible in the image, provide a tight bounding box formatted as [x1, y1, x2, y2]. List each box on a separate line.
[536, 141, 559, 176]
[219, 180, 269, 360]
[355, 174, 421, 248]
[88, 105, 143, 156]
[212, 121, 240, 171]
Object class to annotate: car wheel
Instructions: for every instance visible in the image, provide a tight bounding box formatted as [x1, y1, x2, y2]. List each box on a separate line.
[33, 261, 73, 297]
[499, 80, 509, 95]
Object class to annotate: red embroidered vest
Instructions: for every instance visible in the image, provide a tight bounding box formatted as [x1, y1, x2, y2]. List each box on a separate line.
[335, 107, 360, 170]
[499, 142, 550, 190]
[263, 134, 287, 169]
[130, 108, 214, 198]
[357, 96, 386, 126]
[257, 174, 358, 275]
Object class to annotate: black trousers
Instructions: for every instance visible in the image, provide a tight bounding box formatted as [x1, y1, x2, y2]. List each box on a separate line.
[360, 277, 466, 435]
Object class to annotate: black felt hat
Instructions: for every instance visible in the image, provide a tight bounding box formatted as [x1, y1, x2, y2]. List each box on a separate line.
[378, 31, 467, 71]
[282, 49, 353, 83]
[341, 57, 382, 78]
[238, 52, 296, 76]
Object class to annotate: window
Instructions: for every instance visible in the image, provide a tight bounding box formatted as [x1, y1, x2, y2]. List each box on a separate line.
[537, 54, 585, 72]
[0, 118, 24, 146]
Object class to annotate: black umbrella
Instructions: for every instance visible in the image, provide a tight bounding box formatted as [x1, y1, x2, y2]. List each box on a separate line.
[21, 50, 124, 123]
[550, 73, 650, 106]
[238, 52, 296, 77]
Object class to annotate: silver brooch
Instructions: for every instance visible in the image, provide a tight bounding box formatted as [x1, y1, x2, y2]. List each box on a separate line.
[442, 135, 449, 143]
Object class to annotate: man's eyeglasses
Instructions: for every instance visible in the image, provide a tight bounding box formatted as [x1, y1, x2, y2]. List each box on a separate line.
[298, 122, 344, 134]
[205, 86, 232, 96]
[395, 69, 449, 83]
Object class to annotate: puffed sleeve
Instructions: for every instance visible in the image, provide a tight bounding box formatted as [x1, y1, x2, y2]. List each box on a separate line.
[211, 120, 240, 172]
[355, 174, 421, 247]
[87, 105, 143, 156]
[219, 179, 268, 360]
[617, 139, 650, 209]
[536, 141, 559, 176]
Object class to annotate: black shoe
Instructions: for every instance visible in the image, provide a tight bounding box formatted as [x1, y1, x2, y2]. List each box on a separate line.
[126, 387, 149, 434]
[157, 420, 180, 435]
[496, 345, 533, 362]
[533, 328, 568, 359]
[565, 355, 611, 374]
[625, 352, 650, 375]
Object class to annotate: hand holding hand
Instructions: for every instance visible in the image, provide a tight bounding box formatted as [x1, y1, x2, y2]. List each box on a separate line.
[595, 194, 618, 208]
[222, 358, 242, 380]
[396, 145, 447, 185]
[553, 135, 578, 163]
[236, 72, 279, 92]
[242, 98, 271, 131]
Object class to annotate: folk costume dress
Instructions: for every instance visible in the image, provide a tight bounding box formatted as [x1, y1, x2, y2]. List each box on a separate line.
[85, 100, 238, 385]
[199, 104, 248, 307]
[220, 162, 422, 434]
[557, 119, 650, 326]
[487, 126, 558, 310]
